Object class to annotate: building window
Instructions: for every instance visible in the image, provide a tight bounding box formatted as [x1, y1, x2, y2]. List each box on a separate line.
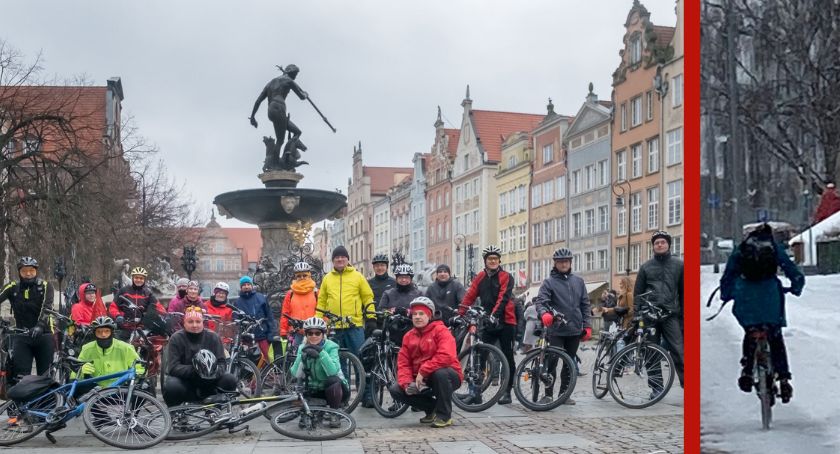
[673, 235, 682, 257]
[667, 127, 683, 165]
[445, 191, 450, 206]
[648, 138, 660, 173]
[445, 223, 449, 239]
[598, 160, 608, 186]
[500, 230, 508, 254]
[24, 137, 41, 153]
[616, 247, 626, 274]
[519, 185, 526, 210]
[215, 259, 225, 272]
[508, 155, 516, 169]
[531, 185, 542, 208]
[598, 249, 608, 270]
[620, 103, 627, 132]
[630, 36, 642, 65]
[585, 209, 595, 236]
[598, 205, 609, 232]
[508, 190, 516, 213]
[646, 91, 654, 121]
[647, 187, 659, 230]
[544, 179, 554, 204]
[631, 192, 642, 233]
[668, 180, 682, 225]
[519, 224, 527, 251]
[456, 186, 462, 203]
[617, 151, 626, 181]
[532, 224, 542, 247]
[463, 154, 469, 171]
[473, 209, 480, 232]
[630, 244, 641, 271]
[572, 212, 582, 238]
[556, 176, 565, 199]
[544, 220, 555, 244]
[436, 195, 441, 210]
[215, 241, 224, 253]
[572, 170, 581, 194]
[617, 207, 626, 236]
[631, 96, 642, 127]
[499, 194, 507, 217]
[585, 252, 595, 272]
[543, 144, 553, 165]
[584, 165, 594, 191]
[631, 144, 642, 178]
[672, 74, 683, 107]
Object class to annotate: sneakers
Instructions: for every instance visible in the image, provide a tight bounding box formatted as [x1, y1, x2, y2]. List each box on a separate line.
[498, 391, 512, 405]
[419, 412, 436, 424]
[780, 379, 793, 404]
[564, 398, 576, 405]
[430, 417, 453, 428]
[455, 393, 483, 406]
[538, 396, 553, 404]
[360, 401, 374, 408]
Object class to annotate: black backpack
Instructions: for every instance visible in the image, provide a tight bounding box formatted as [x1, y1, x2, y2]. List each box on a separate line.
[738, 235, 778, 281]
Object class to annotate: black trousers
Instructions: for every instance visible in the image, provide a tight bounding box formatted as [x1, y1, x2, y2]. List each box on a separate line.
[650, 315, 684, 387]
[389, 368, 461, 420]
[545, 334, 580, 397]
[480, 324, 516, 391]
[741, 325, 790, 380]
[11, 333, 54, 382]
[308, 375, 348, 409]
[162, 373, 238, 406]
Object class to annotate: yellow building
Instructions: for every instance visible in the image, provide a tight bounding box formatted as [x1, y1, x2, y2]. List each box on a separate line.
[495, 131, 532, 288]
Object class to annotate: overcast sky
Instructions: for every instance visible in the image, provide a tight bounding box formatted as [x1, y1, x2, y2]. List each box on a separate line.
[4, 0, 677, 227]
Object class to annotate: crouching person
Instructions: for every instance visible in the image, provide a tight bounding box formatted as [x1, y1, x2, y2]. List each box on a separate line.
[162, 307, 237, 406]
[73, 316, 145, 396]
[290, 317, 348, 427]
[389, 297, 463, 428]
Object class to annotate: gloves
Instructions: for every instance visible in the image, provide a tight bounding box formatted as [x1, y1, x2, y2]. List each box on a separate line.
[135, 364, 146, 375]
[30, 325, 44, 338]
[81, 362, 96, 376]
[115, 316, 125, 325]
[541, 313, 554, 327]
[581, 327, 592, 341]
[302, 345, 321, 359]
[405, 382, 420, 395]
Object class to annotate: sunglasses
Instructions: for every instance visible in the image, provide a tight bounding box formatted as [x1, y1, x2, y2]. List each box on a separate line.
[305, 330, 323, 336]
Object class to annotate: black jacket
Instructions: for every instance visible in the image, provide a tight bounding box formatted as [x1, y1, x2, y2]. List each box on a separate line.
[0, 279, 53, 331]
[461, 268, 516, 325]
[633, 252, 684, 316]
[380, 285, 422, 314]
[367, 274, 396, 308]
[425, 278, 466, 319]
[535, 269, 590, 337]
[166, 330, 226, 380]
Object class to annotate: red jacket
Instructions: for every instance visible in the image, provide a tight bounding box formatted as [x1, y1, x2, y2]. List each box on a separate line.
[460, 268, 516, 325]
[70, 283, 107, 326]
[397, 320, 463, 389]
[205, 300, 235, 343]
[815, 190, 840, 223]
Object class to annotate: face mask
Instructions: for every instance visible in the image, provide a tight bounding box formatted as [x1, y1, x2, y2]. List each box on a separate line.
[178, 289, 187, 298]
[96, 337, 113, 349]
[210, 298, 226, 307]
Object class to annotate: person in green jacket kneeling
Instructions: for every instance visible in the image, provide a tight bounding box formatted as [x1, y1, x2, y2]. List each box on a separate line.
[73, 316, 144, 396]
[291, 317, 348, 427]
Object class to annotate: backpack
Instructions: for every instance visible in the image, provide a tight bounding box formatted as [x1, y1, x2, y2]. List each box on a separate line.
[738, 235, 778, 281]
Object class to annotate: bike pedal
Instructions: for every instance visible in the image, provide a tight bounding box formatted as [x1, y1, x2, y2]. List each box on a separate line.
[45, 431, 57, 444]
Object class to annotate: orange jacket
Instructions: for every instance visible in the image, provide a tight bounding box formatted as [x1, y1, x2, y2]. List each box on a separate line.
[280, 290, 318, 336]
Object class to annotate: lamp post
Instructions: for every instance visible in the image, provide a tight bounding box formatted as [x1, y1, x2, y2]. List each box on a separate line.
[129, 171, 147, 267]
[467, 243, 475, 282]
[454, 233, 466, 283]
[53, 256, 66, 315]
[181, 246, 197, 281]
[612, 179, 632, 275]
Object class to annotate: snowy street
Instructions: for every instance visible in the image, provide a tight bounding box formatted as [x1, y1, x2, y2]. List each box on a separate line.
[701, 265, 840, 453]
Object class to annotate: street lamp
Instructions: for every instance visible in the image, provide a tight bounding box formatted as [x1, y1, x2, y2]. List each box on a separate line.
[129, 171, 147, 267]
[181, 245, 197, 280]
[53, 256, 66, 315]
[612, 179, 632, 275]
[454, 233, 466, 283]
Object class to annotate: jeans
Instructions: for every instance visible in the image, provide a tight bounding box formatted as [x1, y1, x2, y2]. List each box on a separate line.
[389, 368, 461, 420]
[332, 328, 365, 398]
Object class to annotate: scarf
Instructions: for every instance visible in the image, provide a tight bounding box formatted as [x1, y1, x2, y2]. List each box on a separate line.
[291, 277, 316, 295]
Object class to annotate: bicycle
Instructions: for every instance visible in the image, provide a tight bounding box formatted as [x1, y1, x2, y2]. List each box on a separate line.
[43, 309, 93, 385]
[117, 299, 175, 393]
[512, 308, 577, 410]
[317, 309, 367, 413]
[590, 322, 630, 399]
[217, 307, 265, 397]
[605, 296, 675, 409]
[450, 304, 510, 412]
[0, 358, 170, 449]
[260, 314, 306, 397]
[362, 309, 409, 418]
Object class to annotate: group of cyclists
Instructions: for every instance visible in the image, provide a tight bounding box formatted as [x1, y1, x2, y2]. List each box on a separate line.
[0, 227, 684, 433]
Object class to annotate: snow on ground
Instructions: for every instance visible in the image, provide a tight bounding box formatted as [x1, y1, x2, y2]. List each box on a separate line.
[702, 265, 840, 453]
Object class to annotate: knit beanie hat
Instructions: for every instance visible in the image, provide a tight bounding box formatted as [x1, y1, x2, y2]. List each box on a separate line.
[435, 264, 451, 274]
[331, 246, 350, 260]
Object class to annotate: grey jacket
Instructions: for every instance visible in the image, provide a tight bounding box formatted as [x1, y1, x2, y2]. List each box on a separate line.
[535, 268, 591, 337]
[633, 252, 684, 316]
[424, 278, 466, 318]
[380, 285, 422, 314]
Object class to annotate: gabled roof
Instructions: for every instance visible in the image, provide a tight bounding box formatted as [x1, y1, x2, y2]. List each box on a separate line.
[364, 166, 413, 195]
[653, 25, 675, 48]
[444, 129, 460, 157]
[566, 102, 612, 138]
[222, 228, 263, 269]
[469, 110, 545, 162]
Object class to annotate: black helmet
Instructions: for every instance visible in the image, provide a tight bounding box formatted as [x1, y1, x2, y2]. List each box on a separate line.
[90, 316, 117, 331]
[84, 283, 97, 293]
[482, 245, 502, 260]
[17, 256, 39, 270]
[552, 248, 574, 260]
[651, 230, 672, 246]
[372, 254, 389, 265]
[192, 349, 220, 380]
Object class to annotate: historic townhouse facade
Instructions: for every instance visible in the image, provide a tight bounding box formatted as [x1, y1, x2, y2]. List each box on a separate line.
[662, 0, 684, 258]
[565, 85, 613, 285]
[372, 196, 391, 261]
[389, 176, 413, 259]
[425, 111, 459, 269]
[409, 153, 429, 270]
[495, 132, 532, 288]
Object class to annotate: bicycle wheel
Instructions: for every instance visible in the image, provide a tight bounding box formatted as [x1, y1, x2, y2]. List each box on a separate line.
[232, 357, 263, 398]
[591, 341, 610, 399]
[607, 342, 675, 409]
[270, 406, 355, 441]
[260, 357, 294, 396]
[158, 345, 168, 394]
[0, 392, 61, 446]
[166, 403, 226, 440]
[513, 346, 576, 411]
[371, 357, 408, 418]
[758, 371, 772, 430]
[83, 388, 171, 449]
[453, 343, 510, 412]
[339, 351, 365, 414]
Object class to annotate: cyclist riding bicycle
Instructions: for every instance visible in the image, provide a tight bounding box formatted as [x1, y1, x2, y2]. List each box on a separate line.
[280, 263, 319, 348]
[110, 267, 167, 340]
[70, 283, 108, 327]
[0, 257, 55, 384]
[290, 316, 348, 427]
[72, 316, 144, 396]
[162, 307, 237, 406]
[720, 222, 804, 403]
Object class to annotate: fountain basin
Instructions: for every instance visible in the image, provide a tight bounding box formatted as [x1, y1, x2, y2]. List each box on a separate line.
[214, 187, 346, 225]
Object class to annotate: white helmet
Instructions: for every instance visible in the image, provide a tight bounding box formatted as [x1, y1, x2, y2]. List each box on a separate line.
[409, 296, 435, 313]
[394, 263, 414, 277]
[214, 282, 230, 293]
[293, 262, 312, 273]
[303, 316, 327, 332]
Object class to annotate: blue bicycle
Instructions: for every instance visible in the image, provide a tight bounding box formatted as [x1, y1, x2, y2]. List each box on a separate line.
[0, 358, 170, 449]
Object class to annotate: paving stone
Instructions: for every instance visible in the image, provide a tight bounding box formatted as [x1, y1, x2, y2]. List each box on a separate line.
[503, 433, 597, 448]
[430, 440, 498, 454]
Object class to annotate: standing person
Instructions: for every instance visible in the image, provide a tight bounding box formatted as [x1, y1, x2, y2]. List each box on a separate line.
[110, 267, 166, 340]
[205, 282, 235, 343]
[0, 257, 54, 383]
[389, 297, 463, 428]
[168, 280, 206, 314]
[70, 283, 108, 327]
[634, 230, 685, 388]
[598, 289, 619, 331]
[457, 245, 516, 405]
[316, 246, 375, 358]
[234, 276, 277, 363]
[720, 222, 804, 403]
[280, 263, 319, 348]
[380, 264, 422, 314]
[520, 299, 539, 354]
[168, 278, 191, 312]
[424, 264, 465, 323]
[367, 254, 396, 316]
[534, 248, 591, 405]
[614, 278, 635, 330]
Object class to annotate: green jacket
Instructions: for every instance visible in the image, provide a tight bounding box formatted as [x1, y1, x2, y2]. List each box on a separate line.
[316, 265, 375, 329]
[290, 339, 345, 390]
[73, 339, 141, 387]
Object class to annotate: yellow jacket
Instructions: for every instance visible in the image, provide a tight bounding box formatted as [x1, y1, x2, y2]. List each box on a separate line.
[316, 265, 375, 329]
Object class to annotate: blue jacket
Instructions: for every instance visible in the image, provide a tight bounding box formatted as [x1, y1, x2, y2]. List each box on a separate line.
[233, 291, 277, 341]
[720, 241, 804, 328]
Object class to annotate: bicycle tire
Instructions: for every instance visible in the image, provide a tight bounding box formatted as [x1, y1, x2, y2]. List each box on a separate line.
[158, 345, 168, 393]
[260, 357, 294, 396]
[606, 342, 675, 409]
[513, 346, 577, 411]
[269, 406, 355, 441]
[371, 364, 408, 418]
[0, 393, 61, 446]
[83, 388, 171, 449]
[453, 343, 510, 412]
[166, 403, 226, 440]
[232, 357, 263, 398]
[591, 341, 610, 399]
[759, 371, 772, 430]
[339, 350, 365, 414]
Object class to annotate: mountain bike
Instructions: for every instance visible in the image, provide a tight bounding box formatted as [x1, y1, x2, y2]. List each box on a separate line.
[450, 304, 510, 412]
[220, 307, 266, 397]
[260, 314, 305, 396]
[362, 309, 409, 418]
[512, 308, 576, 410]
[317, 309, 367, 413]
[591, 322, 630, 399]
[0, 358, 170, 449]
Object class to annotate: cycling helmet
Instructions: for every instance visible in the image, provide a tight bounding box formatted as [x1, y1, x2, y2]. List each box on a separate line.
[214, 282, 230, 293]
[90, 316, 117, 331]
[372, 254, 389, 265]
[409, 296, 435, 313]
[394, 263, 414, 277]
[651, 230, 672, 246]
[84, 283, 97, 293]
[482, 245, 502, 260]
[130, 267, 148, 277]
[293, 262, 312, 273]
[192, 349, 220, 380]
[552, 248, 574, 260]
[17, 256, 39, 270]
[303, 316, 327, 332]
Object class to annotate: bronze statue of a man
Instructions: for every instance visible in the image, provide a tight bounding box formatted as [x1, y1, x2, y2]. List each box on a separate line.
[249, 64, 308, 156]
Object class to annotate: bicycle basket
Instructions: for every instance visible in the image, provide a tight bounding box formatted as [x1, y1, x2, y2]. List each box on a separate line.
[6, 375, 58, 403]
